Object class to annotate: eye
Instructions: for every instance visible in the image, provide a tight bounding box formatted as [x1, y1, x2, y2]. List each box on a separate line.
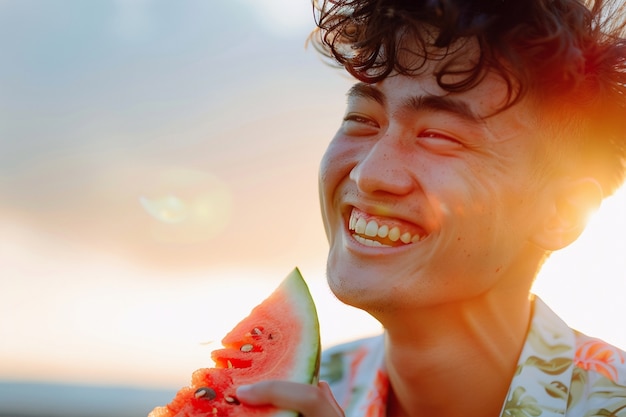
[342, 113, 380, 136]
[344, 113, 378, 126]
[417, 130, 463, 149]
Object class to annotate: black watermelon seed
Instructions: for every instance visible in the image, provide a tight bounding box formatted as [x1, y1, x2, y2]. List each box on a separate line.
[194, 387, 217, 400]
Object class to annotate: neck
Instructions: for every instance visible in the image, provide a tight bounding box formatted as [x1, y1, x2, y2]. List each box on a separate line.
[381, 289, 534, 417]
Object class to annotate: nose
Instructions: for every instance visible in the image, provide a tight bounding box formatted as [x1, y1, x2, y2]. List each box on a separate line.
[349, 136, 415, 196]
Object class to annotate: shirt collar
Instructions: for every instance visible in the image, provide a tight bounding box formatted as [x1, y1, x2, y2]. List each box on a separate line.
[499, 296, 576, 417]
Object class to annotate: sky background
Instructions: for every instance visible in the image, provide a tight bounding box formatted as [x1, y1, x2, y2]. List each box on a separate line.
[0, 0, 625, 397]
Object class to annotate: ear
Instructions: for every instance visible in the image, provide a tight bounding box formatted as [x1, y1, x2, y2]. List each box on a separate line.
[530, 177, 603, 251]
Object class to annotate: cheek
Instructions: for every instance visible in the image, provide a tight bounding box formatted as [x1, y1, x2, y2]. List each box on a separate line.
[318, 142, 337, 215]
[318, 136, 357, 197]
[318, 137, 353, 238]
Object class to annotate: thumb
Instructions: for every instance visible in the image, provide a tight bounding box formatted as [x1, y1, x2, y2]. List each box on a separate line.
[318, 381, 344, 417]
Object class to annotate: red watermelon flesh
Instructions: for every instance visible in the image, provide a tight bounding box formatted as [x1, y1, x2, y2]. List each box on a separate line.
[148, 268, 320, 417]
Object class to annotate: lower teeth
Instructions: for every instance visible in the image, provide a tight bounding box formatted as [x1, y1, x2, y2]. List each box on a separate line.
[353, 234, 392, 247]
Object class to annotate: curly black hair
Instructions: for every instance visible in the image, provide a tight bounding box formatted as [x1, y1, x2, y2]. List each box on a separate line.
[310, 0, 626, 196]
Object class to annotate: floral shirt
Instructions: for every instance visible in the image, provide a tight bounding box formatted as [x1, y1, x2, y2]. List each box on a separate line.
[320, 297, 626, 417]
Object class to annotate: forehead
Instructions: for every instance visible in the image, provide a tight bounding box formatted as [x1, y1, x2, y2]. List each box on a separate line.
[365, 68, 509, 115]
[387, 34, 523, 116]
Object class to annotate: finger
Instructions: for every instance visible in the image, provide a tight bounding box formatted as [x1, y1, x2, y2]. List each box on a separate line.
[318, 381, 345, 417]
[236, 380, 344, 417]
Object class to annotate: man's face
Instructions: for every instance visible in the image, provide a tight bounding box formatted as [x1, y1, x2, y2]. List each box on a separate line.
[319, 61, 555, 312]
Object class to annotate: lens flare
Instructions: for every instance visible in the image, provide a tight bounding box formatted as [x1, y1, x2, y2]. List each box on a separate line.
[139, 168, 232, 243]
[139, 195, 187, 224]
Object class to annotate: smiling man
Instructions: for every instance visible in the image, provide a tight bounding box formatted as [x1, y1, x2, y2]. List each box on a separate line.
[235, 0, 626, 416]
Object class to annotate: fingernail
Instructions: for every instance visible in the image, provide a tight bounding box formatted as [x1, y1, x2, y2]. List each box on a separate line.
[235, 385, 252, 399]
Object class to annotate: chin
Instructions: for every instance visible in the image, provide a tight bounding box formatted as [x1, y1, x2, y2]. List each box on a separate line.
[325, 261, 398, 312]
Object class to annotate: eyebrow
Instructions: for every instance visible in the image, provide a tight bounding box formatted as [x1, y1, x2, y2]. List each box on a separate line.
[347, 82, 385, 105]
[347, 82, 484, 125]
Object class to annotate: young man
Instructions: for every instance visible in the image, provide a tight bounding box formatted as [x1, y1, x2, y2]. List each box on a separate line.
[236, 0, 626, 416]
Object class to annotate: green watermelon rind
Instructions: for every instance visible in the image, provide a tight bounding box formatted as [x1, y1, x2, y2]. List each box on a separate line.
[279, 267, 321, 383]
[267, 267, 321, 417]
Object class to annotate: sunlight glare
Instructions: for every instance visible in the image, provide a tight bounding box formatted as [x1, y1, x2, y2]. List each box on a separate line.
[532, 183, 626, 350]
[139, 168, 232, 244]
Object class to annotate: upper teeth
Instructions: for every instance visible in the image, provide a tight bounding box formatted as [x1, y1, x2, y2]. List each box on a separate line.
[349, 211, 422, 245]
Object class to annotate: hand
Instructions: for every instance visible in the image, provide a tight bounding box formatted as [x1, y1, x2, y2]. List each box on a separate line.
[235, 380, 344, 417]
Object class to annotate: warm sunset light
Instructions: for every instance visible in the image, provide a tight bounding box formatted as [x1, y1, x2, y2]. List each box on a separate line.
[0, 1, 624, 416]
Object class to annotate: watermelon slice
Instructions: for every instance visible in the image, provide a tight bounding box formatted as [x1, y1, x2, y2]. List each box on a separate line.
[148, 268, 321, 417]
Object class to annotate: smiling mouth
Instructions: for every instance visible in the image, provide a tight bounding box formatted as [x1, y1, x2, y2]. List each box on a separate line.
[349, 208, 426, 247]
